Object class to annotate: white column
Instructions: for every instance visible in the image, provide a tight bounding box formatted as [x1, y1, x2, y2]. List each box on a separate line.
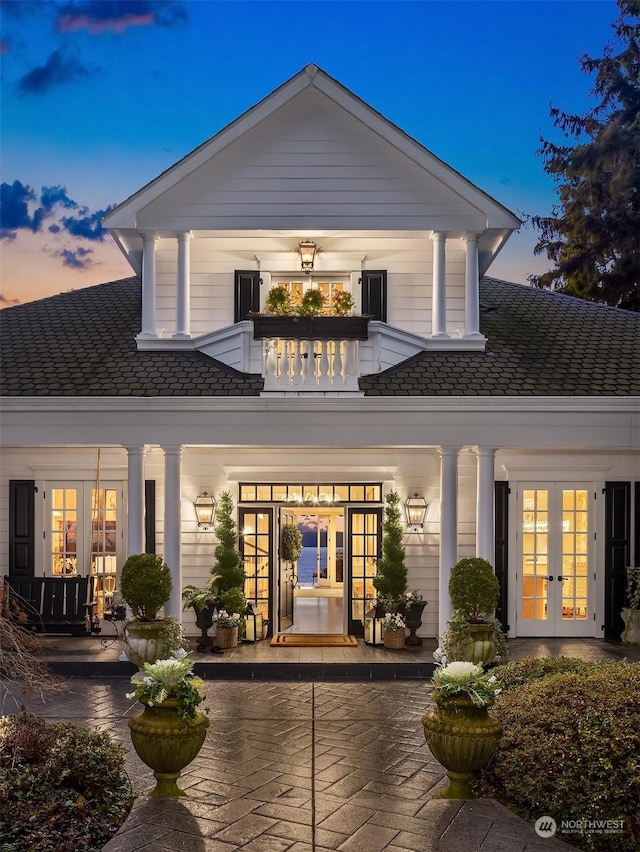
[163, 445, 183, 620]
[174, 231, 192, 339]
[476, 447, 496, 563]
[126, 446, 146, 556]
[439, 446, 460, 637]
[431, 232, 449, 338]
[464, 232, 483, 339]
[139, 231, 158, 338]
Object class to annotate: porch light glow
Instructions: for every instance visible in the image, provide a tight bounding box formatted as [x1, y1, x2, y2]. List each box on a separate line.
[405, 493, 428, 532]
[194, 491, 216, 529]
[299, 240, 317, 274]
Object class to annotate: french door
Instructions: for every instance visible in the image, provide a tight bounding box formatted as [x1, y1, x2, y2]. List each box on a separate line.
[516, 484, 594, 637]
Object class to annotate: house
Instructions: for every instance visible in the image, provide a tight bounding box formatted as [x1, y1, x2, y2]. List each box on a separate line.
[1, 65, 638, 645]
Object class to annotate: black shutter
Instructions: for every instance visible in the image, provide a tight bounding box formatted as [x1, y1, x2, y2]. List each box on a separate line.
[361, 270, 387, 322]
[234, 271, 261, 322]
[145, 480, 156, 555]
[494, 482, 509, 634]
[9, 480, 35, 577]
[604, 481, 631, 638]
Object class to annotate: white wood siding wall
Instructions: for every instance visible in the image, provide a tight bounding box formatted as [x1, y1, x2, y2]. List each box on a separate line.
[3, 446, 637, 637]
[155, 237, 467, 341]
[137, 89, 487, 233]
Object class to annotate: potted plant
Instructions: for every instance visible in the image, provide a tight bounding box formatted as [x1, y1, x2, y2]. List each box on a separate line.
[265, 284, 293, 315]
[127, 650, 209, 797]
[422, 661, 503, 799]
[298, 288, 326, 316]
[332, 290, 355, 315]
[372, 491, 408, 614]
[440, 557, 507, 665]
[208, 492, 246, 647]
[281, 522, 303, 563]
[120, 553, 184, 671]
[181, 578, 220, 653]
[621, 565, 640, 644]
[214, 608, 242, 649]
[382, 611, 406, 650]
[404, 590, 427, 646]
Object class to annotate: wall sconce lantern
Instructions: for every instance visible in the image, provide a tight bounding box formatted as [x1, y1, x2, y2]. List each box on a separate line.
[194, 491, 216, 529]
[299, 240, 317, 274]
[405, 493, 428, 532]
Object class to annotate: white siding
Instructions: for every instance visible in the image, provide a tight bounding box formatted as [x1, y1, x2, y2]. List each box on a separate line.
[138, 89, 487, 233]
[155, 235, 466, 340]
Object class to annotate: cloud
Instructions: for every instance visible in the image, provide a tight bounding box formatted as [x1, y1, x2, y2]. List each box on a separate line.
[0, 180, 36, 239]
[60, 247, 93, 269]
[55, 0, 187, 34]
[0, 293, 21, 306]
[17, 48, 90, 95]
[62, 205, 114, 241]
[1, 180, 116, 274]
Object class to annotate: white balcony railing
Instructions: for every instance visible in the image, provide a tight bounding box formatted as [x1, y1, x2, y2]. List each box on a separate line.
[262, 338, 361, 393]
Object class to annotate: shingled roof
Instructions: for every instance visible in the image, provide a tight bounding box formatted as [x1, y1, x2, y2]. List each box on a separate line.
[0, 278, 263, 396]
[1, 276, 638, 397]
[362, 277, 640, 396]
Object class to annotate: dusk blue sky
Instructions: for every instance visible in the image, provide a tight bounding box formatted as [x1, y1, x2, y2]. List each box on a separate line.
[0, 0, 621, 307]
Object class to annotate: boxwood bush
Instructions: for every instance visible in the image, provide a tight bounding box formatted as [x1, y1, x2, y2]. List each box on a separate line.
[477, 661, 640, 851]
[0, 713, 132, 851]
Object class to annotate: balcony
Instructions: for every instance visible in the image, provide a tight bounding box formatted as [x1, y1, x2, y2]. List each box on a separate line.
[253, 316, 370, 395]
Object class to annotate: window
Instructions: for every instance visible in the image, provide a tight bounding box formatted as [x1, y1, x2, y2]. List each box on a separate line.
[45, 482, 123, 617]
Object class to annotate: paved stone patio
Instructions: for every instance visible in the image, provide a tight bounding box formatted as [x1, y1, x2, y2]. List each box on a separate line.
[17, 679, 577, 851]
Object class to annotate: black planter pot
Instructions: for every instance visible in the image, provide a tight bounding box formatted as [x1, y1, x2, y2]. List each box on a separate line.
[194, 605, 215, 653]
[405, 601, 427, 646]
[252, 315, 370, 341]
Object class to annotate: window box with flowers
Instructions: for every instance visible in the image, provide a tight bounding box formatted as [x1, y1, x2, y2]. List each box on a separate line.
[252, 285, 370, 340]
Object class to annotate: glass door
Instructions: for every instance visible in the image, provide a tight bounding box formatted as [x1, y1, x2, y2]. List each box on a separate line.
[517, 485, 592, 637]
[239, 507, 272, 632]
[347, 507, 382, 636]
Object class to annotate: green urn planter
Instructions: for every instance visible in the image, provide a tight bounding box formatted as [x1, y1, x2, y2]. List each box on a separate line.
[621, 608, 640, 644]
[128, 699, 209, 797]
[123, 619, 178, 671]
[422, 698, 502, 799]
[461, 624, 497, 665]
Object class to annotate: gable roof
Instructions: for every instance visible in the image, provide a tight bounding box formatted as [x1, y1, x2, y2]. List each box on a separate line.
[103, 64, 521, 234]
[1, 278, 637, 397]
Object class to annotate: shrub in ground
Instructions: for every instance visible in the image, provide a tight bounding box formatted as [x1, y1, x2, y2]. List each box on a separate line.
[476, 662, 640, 851]
[0, 713, 132, 851]
[492, 655, 592, 691]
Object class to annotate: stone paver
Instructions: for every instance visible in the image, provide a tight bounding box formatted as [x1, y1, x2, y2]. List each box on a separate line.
[10, 678, 582, 851]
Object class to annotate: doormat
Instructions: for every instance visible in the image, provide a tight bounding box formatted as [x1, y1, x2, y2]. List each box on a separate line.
[270, 633, 359, 648]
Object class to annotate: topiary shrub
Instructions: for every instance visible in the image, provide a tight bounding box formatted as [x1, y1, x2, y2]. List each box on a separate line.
[476, 661, 640, 851]
[449, 557, 499, 623]
[120, 553, 172, 621]
[372, 491, 407, 608]
[0, 712, 132, 851]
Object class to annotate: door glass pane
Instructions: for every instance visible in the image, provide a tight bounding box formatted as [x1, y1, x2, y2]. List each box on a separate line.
[51, 488, 78, 576]
[521, 489, 548, 620]
[560, 489, 588, 620]
[241, 510, 271, 622]
[350, 510, 379, 621]
[91, 487, 118, 617]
